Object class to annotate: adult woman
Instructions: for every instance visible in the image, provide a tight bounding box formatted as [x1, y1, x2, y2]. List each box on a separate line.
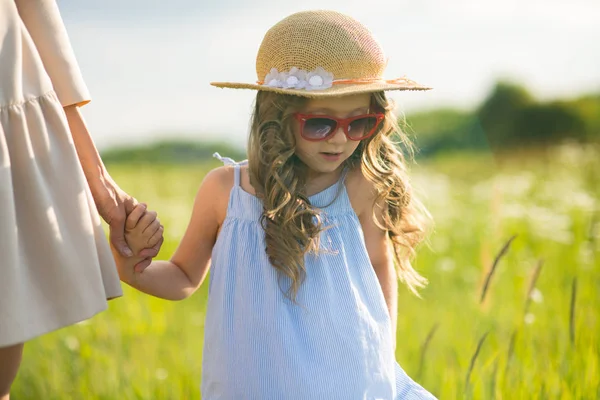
[0, 1, 162, 398]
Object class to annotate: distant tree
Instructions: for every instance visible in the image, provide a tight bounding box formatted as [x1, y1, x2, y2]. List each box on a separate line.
[513, 102, 586, 145]
[567, 94, 600, 140]
[405, 108, 490, 156]
[476, 81, 534, 148]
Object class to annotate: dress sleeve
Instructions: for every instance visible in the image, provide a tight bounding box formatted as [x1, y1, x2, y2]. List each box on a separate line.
[14, 0, 91, 107]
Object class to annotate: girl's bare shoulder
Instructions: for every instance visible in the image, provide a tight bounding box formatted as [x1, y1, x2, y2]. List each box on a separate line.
[199, 164, 258, 222]
[198, 165, 236, 224]
[344, 165, 378, 217]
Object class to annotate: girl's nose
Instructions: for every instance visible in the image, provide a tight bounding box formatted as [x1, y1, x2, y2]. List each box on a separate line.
[327, 126, 347, 144]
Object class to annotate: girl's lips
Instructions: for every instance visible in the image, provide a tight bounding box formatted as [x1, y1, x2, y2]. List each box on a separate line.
[320, 152, 342, 161]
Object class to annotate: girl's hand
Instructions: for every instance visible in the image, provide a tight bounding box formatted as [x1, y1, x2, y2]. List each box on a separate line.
[110, 240, 145, 284]
[124, 204, 165, 273]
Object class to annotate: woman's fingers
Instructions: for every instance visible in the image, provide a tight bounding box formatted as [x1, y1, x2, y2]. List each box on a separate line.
[124, 195, 139, 215]
[133, 257, 152, 274]
[109, 208, 132, 257]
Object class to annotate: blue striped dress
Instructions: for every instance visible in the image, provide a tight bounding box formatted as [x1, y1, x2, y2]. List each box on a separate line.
[202, 154, 436, 399]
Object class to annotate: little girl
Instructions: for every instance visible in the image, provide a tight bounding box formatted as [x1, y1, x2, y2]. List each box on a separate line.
[116, 10, 436, 399]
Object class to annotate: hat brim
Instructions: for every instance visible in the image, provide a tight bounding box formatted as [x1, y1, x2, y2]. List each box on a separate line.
[210, 80, 432, 98]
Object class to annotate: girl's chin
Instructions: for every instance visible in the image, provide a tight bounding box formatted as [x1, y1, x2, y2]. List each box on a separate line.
[305, 159, 345, 174]
[296, 152, 349, 175]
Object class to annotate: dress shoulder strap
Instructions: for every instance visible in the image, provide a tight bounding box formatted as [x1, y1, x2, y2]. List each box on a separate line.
[213, 152, 244, 187]
[233, 163, 241, 186]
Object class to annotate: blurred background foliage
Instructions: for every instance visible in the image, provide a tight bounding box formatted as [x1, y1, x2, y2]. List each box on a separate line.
[100, 81, 600, 164]
[407, 81, 600, 157]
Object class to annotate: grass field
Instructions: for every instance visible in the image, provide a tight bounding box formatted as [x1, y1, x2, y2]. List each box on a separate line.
[11, 143, 600, 399]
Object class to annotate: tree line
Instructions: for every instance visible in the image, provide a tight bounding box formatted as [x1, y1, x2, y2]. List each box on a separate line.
[406, 81, 600, 157]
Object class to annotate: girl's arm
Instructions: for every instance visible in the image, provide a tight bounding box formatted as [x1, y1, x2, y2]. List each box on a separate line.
[360, 204, 398, 350]
[114, 167, 231, 300]
[351, 173, 398, 350]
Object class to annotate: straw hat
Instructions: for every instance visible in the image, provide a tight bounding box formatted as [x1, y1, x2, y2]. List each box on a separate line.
[210, 10, 431, 98]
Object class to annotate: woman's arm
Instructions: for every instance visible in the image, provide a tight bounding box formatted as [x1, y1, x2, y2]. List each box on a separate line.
[63, 105, 145, 258]
[15, 0, 162, 263]
[15, 0, 90, 107]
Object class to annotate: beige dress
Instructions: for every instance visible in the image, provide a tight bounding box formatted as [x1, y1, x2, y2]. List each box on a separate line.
[0, 0, 122, 347]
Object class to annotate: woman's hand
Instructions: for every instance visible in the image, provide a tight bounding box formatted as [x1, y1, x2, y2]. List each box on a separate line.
[93, 175, 163, 268]
[94, 174, 136, 256]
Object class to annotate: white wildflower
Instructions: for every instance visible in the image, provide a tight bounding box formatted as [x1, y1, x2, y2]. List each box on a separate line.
[524, 313, 535, 325]
[530, 288, 543, 304]
[437, 257, 456, 272]
[64, 336, 80, 351]
[155, 368, 169, 380]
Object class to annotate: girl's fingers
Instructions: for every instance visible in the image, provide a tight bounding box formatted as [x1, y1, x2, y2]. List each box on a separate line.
[139, 236, 164, 258]
[146, 225, 164, 247]
[125, 203, 147, 231]
[143, 219, 161, 241]
[137, 210, 158, 232]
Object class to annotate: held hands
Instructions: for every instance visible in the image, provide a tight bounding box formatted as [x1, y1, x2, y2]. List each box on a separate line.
[94, 179, 163, 271]
[111, 203, 164, 281]
[125, 204, 164, 272]
[94, 177, 162, 259]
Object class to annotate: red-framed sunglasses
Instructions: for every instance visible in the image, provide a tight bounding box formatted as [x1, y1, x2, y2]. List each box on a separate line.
[293, 112, 385, 142]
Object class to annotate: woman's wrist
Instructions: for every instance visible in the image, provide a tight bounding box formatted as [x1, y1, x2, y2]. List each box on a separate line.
[89, 168, 117, 204]
[63, 105, 112, 202]
[110, 243, 136, 283]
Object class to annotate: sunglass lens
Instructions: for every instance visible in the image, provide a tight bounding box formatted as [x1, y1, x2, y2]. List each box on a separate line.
[348, 117, 379, 139]
[303, 118, 337, 140]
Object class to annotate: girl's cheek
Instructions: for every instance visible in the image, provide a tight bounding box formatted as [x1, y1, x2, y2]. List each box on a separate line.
[294, 140, 312, 157]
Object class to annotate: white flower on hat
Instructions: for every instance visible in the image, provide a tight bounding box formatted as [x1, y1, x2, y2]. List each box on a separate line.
[264, 68, 285, 88]
[282, 67, 308, 89]
[263, 66, 334, 90]
[305, 67, 334, 90]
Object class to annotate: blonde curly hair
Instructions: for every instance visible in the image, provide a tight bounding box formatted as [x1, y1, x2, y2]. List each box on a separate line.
[247, 90, 431, 300]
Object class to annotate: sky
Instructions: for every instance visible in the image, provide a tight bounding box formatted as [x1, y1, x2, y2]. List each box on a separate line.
[56, 0, 600, 150]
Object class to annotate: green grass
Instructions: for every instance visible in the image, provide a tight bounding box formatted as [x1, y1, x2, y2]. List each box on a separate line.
[12, 144, 600, 399]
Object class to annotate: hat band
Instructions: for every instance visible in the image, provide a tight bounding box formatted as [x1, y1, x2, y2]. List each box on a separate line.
[256, 66, 415, 92]
[256, 76, 413, 85]
[331, 77, 413, 85]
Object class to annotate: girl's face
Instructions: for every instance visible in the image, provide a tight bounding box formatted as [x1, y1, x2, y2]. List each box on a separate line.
[292, 93, 372, 176]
